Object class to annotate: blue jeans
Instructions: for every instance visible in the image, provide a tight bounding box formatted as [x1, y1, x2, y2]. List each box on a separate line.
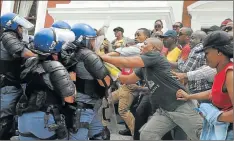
[0, 86, 22, 118]
[18, 111, 62, 140]
[69, 109, 104, 140]
[226, 130, 233, 140]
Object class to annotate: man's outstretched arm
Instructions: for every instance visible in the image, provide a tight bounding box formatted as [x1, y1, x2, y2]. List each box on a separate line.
[100, 54, 145, 68]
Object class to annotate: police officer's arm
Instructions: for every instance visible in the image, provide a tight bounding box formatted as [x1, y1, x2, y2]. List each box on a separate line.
[82, 50, 111, 86]
[42, 61, 76, 103]
[97, 76, 111, 87]
[1, 32, 36, 58]
[100, 54, 144, 68]
[21, 47, 37, 58]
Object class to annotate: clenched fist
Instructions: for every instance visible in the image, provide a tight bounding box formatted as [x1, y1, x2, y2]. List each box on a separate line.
[176, 89, 190, 101]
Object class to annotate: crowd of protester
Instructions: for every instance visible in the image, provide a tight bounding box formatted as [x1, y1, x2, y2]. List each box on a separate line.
[98, 18, 233, 140]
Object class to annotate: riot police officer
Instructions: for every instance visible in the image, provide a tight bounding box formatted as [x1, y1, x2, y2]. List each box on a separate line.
[0, 12, 36, 139]
[16, 27, 76, 140]
[60, 23, 111, 140]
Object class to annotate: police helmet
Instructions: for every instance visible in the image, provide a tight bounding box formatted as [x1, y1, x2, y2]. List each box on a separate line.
[52, 20, 71, 30]
[34, 28, 75, 53]
[0, 12, 34, 31]
[71, 23, 97, 49]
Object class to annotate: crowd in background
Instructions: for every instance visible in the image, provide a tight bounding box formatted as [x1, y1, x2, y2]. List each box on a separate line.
[97, 18, 233, 140]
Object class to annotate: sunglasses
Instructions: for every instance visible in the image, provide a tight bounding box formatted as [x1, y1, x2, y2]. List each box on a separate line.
[224, 26, 233, 32]
[154, 24, 162, 28]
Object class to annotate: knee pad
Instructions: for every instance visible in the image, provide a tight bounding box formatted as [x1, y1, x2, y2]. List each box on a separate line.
[89, 127, 110, 140]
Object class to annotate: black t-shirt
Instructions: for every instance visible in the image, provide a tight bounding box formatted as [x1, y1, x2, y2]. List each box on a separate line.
[135, 51, 186, 111]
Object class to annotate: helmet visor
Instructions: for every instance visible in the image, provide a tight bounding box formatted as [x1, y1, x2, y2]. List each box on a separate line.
[13, 15, 34, 30]
[53, 28, 75, 43]
[22, 27, 29, 43]
[94, 35, 105, 53]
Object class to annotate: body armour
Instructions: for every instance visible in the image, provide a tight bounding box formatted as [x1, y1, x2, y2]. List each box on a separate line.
[17, 57, 76, 115]
[0, 31, 25, 86]
[60, 42, 109, 99]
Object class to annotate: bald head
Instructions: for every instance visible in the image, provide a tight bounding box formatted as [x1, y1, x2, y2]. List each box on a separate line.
[193, 30, 207, 41]
[190, 30, 207, 48]
[141, 38, 163, 54]
[178, 27, 193, 46]
[180, 27, 193, 36]
[147, 38, 163, 52]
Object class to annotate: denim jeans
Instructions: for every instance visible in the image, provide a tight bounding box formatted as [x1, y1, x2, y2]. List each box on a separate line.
[18, 111, 59, 140]
[0, 86, 22, 118]
[69, 109, 104, 140]
[226, 130, 234, 140]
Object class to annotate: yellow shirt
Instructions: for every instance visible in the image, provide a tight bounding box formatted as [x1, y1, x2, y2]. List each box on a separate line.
[166, 47, 182, 62]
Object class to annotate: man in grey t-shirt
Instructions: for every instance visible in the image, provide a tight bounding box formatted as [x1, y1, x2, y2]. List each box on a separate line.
[100, 38, 202, 140]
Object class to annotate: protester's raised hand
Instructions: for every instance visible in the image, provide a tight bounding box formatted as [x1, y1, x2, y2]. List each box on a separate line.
[176, 89, 190, 101]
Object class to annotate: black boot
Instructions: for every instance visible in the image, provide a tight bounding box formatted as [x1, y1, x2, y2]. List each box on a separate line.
[118, 129, 131, 136]
[103, 126, 111, 140]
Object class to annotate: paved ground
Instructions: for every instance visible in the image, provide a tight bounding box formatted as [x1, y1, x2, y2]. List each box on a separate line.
[109, 124, 132, 140]
[10, 125, 132, 141]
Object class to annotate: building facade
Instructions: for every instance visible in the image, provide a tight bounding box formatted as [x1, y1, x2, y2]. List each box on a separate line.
[1, 1, 233, 40]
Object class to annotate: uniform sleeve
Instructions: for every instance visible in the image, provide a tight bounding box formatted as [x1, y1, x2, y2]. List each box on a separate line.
[1, 32, 25, 58]
[81, 49, 109, 79]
